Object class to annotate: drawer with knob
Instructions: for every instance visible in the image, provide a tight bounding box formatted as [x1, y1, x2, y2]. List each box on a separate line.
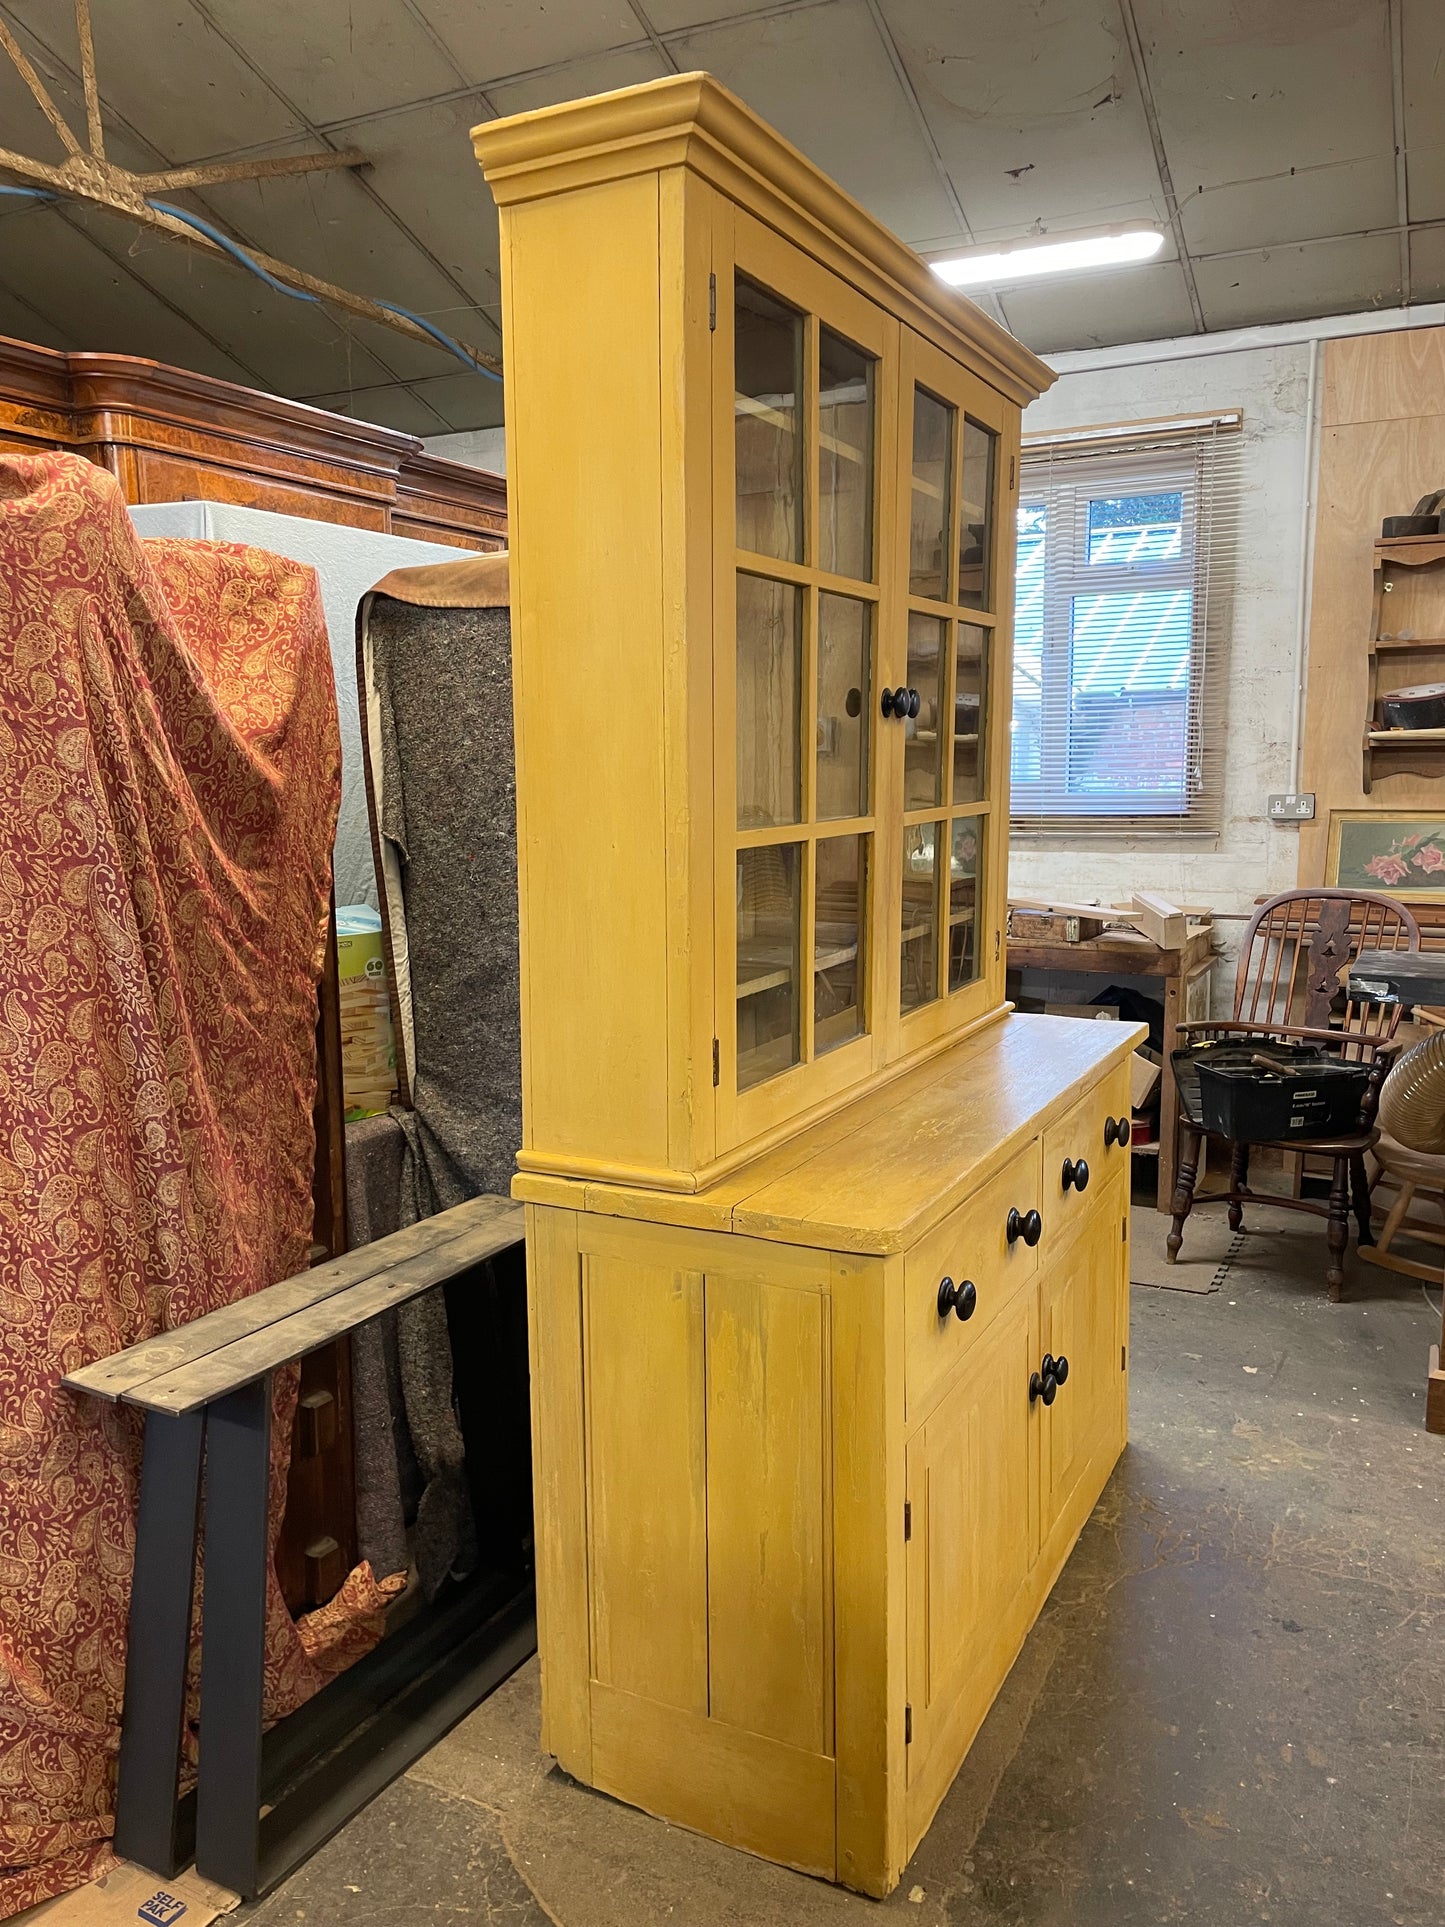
[1040, 1067, 1132, 1244]
[905, 1140, 1043, 1423]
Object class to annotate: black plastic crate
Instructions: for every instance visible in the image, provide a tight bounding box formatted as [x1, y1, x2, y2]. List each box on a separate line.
[1171, 1039, 1371, 1143]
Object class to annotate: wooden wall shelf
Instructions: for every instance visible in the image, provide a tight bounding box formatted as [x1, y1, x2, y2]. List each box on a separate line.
[1364, 541, 1445, 790]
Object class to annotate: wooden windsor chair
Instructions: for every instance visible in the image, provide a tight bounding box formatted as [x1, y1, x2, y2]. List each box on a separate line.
[1166, 888, 1420, 1299]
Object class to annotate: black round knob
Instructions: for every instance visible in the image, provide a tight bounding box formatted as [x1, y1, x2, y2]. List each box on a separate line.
[1007, 1206, 1043, 1247]
[881, 687, 906, 719]
[1062, 1157, 1090, 1193]
[1104, 1114, 1131, 1150]
[937, 1276, 978, 1322]
[1029, 1368, 1057, 1406]
[906, 687, 921, 719]
[1054, 1353, 1069, 1385]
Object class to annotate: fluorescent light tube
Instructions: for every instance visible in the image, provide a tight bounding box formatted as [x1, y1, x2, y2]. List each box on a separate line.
[931, 226, 1165, 289]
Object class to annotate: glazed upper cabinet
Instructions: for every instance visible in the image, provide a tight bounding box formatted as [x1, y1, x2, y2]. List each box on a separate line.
[476, 75, 1051, 1194]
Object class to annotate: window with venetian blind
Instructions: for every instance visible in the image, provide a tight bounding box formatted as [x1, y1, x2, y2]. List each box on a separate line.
[1010, 413, 1241, 832]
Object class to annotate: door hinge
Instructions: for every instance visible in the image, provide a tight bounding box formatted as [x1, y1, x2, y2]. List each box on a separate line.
[904, 1500, 912, 1541]
[1122, 1216, 1127, 1242]
[994, 928, 1001, 962]
[712, 1037, 720, 1086]
[709, 271, 717, 331]
[905, 1703, 913, 1744]
[1009, 453, 1017, 491]
[1121, 1342, 1127, 1371]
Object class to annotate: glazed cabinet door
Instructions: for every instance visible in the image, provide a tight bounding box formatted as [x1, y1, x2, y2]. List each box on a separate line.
[713, 209, 900, 1153]
[1038, 1173, 1128, 1565]
[904, 1286, 1037, 1827]
[887, 329, 1016, 1061]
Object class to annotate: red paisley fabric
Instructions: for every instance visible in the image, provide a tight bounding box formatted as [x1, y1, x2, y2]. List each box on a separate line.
[0, 453, 393, 1915]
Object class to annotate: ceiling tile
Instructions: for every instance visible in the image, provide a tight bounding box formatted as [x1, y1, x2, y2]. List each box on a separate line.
[1000, 260, 1197, 355]
[646, 0, 820, 28]
[196, 0, 465, 125]
[326, 98, 503, 320]
[1403, 0, 1445, 222]
[670, 0, 958, 244]
[1193, 232, 1403, 330]
[412, 0, 641, 87]
[303, 382, 445, 437]
[0, 204, 259, 379]
[1134, 0, 1395, 252]
[0, 17, 160, 174]
[311, 365, 505, 434]
[880, 0, 1167, 249]
[1181, 157, 1399, 257]
[4, 0, 305, 162]
[1408, 227, 1445, 304]
[485, 44, 668, 116]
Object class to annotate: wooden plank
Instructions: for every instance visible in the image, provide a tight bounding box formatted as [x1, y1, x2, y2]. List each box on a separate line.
[831, 1250, 906, 1897]
[705, 1269, 830, 1756]
[115, 1209, 524, 1415]
[63, 1195, 517, 1403]
[1130, 890, 1188, 949]
[581, 1239, 708, 1714]
[589, 1680, 836, 1880]
[525, 1205, 593, 1777]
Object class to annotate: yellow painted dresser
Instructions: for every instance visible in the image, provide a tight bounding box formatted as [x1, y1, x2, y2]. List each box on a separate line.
[473, 74, 1144, 1896]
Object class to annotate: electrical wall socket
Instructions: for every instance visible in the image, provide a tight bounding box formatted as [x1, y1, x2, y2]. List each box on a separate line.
[1267, 792, 1316, 821]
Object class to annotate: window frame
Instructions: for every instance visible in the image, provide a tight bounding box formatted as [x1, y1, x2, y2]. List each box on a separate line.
[1011, 440, 1213, 827]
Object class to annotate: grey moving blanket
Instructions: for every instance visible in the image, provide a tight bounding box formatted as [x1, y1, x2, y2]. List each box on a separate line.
[350, 554, 522, 1596]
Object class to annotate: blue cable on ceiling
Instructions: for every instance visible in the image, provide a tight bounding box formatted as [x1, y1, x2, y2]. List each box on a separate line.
[0, 185, 498, 379]
[145, 199, 500, 379]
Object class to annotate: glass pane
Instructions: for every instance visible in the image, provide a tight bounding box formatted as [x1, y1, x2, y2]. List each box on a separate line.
[736, 573, 802, 828]
[1011, 500, 1045, 786]
[1087, 490, 1183, 565]
[819, 329, 874, 581]
[814, 834, 867, 1054]
[958, 417, 995, 609]
[952, 623, 987, 805]
[735, 278, 803, 562]
[1069, 589, 1191, 801]
[909, 388, 953, 600]
[817, 592, 870, 820]
[900, 821, 941, 1014]
[737, 843, 801, 1090]
[903, 612, 944, 810]
[948, 817, 982, 992]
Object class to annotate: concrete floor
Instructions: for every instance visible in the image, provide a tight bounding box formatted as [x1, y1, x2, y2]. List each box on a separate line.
[244, 1213, 1445, 1927]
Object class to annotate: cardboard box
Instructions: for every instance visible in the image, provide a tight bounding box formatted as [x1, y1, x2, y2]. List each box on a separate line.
[336, 904, 397, 1118]
[1131, 1044, 1163, 1110]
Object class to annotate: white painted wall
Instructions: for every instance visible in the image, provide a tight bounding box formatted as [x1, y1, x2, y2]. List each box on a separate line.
[426, 424, 508, 474]
[1011, 339, 1314, 1007]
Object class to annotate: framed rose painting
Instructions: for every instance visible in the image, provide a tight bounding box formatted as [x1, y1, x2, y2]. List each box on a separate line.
[1325, 811, 1445, 898]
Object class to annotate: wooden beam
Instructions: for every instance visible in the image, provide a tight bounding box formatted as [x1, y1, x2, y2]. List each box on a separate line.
[1131, 890, 1188, 949]
[74, 0, 103, 161]
[0, 16, 82, 158]
[137, 147, 369, 194]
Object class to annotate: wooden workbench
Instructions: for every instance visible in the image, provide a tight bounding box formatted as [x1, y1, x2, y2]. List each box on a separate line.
[1007, 922, 1216, 1212]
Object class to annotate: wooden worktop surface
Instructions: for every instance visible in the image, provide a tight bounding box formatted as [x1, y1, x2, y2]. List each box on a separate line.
[515, 1012, 1145, 1255]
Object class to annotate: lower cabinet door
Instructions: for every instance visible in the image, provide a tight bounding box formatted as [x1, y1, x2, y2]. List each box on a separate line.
[1039, 1173, 1127, 1560]
[904, 1287, 1037, 1821]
